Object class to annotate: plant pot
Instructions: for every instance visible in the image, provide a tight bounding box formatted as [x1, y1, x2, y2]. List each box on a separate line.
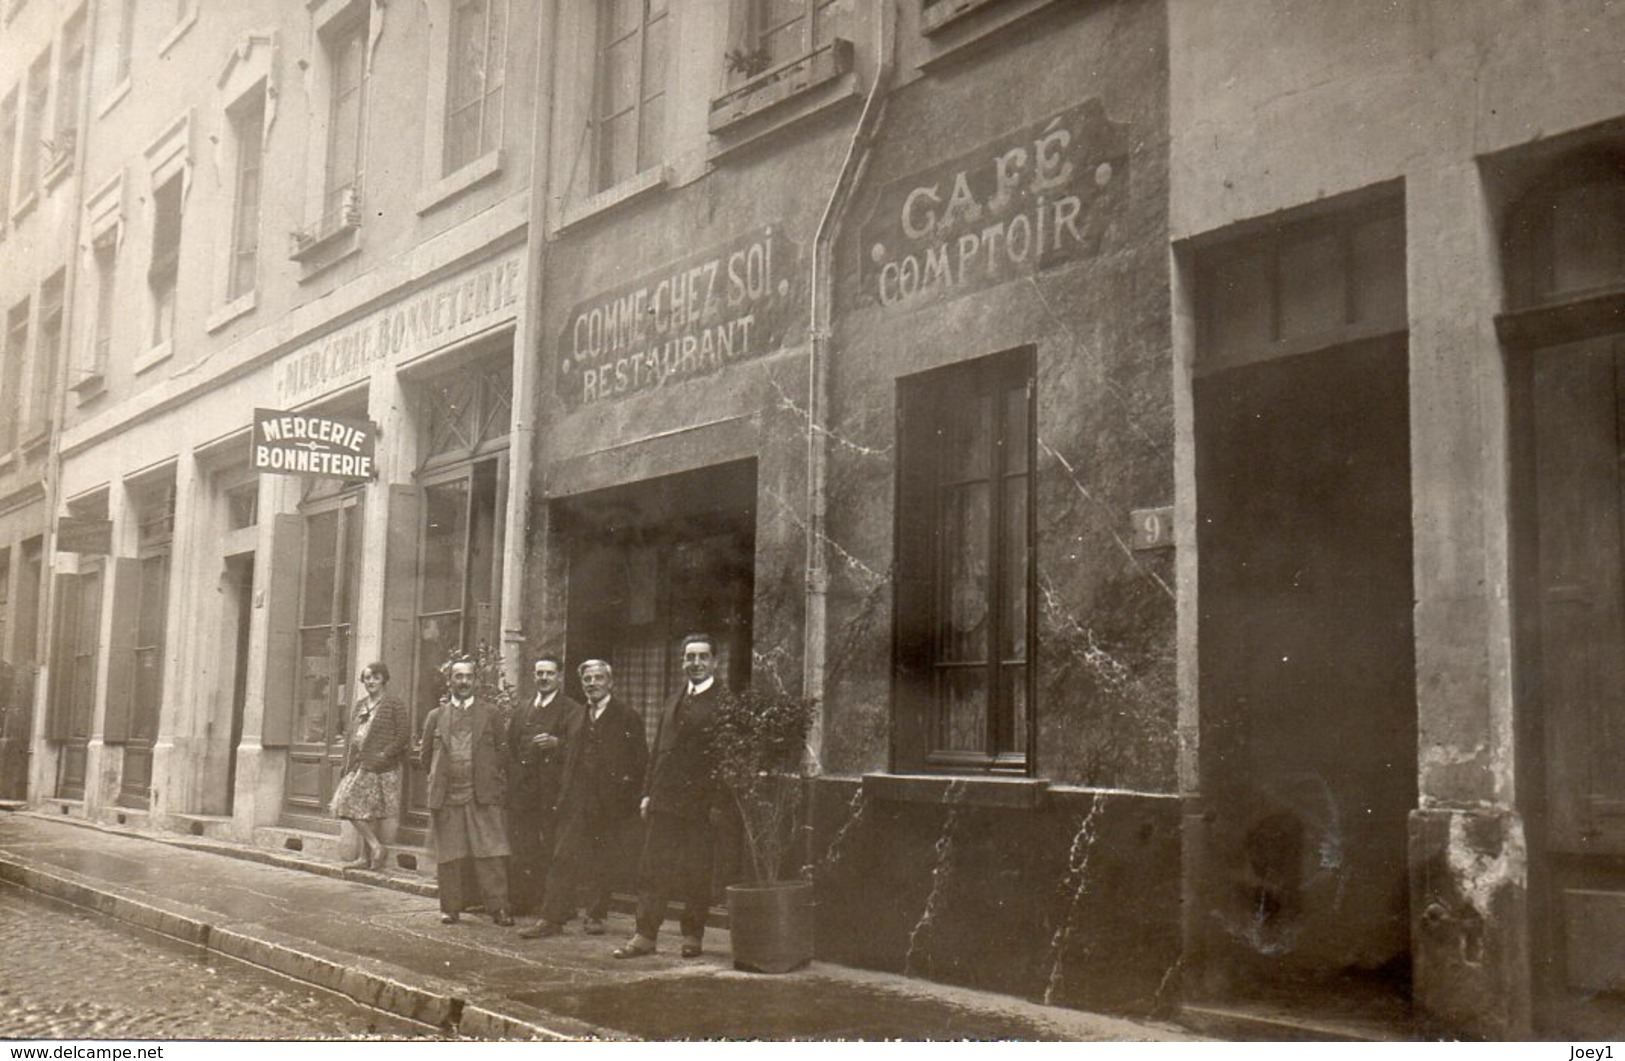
[726, 880, 814, 974]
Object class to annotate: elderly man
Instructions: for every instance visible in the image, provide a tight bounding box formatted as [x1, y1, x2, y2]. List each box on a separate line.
[613, 633, 725, 959]
[519, 659, 647, 939]
[420, 658, 512, 925]
[506, 654, 583, 915]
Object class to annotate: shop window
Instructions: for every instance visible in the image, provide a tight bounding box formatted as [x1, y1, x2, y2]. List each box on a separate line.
[30, 270, 63, 440]
[895, 349, 1034, 773]
[444, 0, 506, 174]
[2, 299, 29, 454]
[226, 88, 265, 303]
[419, 356, 512, 470]
[147, 174, 182, 353]
[593, 0, 668, 193]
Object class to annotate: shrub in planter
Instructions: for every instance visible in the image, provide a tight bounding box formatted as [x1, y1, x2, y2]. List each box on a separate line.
[711, 687, 816, 973]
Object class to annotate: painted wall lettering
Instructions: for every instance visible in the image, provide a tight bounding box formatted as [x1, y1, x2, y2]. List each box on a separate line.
[860, 99, 1130, 310]
[557, 226, 799, 408]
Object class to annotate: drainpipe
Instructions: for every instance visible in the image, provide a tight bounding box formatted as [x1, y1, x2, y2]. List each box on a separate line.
[804, 0, 895, 772]
[499, 0, 559, 690]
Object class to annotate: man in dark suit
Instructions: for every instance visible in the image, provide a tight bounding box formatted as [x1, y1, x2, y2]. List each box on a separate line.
[613, 633, 724, 959]
[505, 654, 583, 916]
[519, 659, 647, 939]
[419, 658, 512, 925]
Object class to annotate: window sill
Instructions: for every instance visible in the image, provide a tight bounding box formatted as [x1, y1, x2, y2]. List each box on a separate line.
[416, 150, 504, 216]
[21, 426, 50, 456]
[158, 8, 198, 57]
[43, 153, 74, 191]
[294, 236, 361, 284]
[134, 340, 173, 376]
[862, 772, 1047, 809]
[709, 38, 854, 136]
[917, 0, 1067, 70]
[920, 0, 1012, 33]
[0, 451, 14, 475]
[97, 79, 132, 120]
[70, 370, 106, 401]
[206, 291, 257, 333]
[555, 165, 668, 234]
[10, 190, 37, 226]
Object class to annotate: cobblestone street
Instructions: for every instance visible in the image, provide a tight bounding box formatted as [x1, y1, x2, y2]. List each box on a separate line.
[0, 884, 429, 1041]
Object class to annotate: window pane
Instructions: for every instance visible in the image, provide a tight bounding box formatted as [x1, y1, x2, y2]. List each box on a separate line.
[1000, 664, 1027, 756]
[302, 510, 338, 626]
[1002, 382, 1029, 475]
[942, 481, 990, 662]
[297, 628, 335, 743]
[1001, 475, 1028, 661]
[341, 502, 364, 623]
[939, 667, 987, 754]
[944, 391, 993, 483]
[1278, 229, 1346, 341]
[422, 480, 470, 613]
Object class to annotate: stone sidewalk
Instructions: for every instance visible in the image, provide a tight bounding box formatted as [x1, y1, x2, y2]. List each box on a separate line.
[0, 809, 1198, 1041]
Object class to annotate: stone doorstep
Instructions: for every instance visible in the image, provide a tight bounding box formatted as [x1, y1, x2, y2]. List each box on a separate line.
[0, 852, 614, 1041]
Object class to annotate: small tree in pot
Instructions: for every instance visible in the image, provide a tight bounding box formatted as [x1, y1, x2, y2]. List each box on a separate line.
[710, 686, 816, 972]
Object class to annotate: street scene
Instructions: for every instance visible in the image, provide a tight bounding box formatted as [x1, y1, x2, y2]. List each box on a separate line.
[0, 0, 1623, 1044]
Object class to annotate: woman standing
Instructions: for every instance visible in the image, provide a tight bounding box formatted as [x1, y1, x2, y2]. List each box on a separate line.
[331, 662, 409, 870]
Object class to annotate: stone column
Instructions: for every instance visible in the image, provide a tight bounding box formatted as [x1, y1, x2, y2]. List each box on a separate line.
[1405, 160, 1530, 1040]
[149, 452, 200, 824]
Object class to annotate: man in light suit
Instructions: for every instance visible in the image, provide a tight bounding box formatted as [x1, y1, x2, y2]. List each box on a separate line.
[614, 633, 724, 959]
[519, 659, 647, 939]
[506, 654, 583, 916]
[420, 659, 512, 925]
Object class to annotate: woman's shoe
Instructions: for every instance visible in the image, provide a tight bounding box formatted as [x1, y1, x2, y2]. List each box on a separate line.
[369, 845, 390, 871]
[342, 856, 371, 869]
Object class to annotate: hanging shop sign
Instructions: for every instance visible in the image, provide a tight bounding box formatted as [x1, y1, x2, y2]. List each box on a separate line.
[251, 408, 378, 480]
[274, 249, 525, 404]
[860, 98, 1131, 310]
[55, 517, 113, 555]
[558, 225, 800, 408]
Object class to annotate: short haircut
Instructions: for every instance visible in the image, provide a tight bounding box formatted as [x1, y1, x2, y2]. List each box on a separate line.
[361, 661, 391, 683]
[679, 632, 715, 655]
[578, 658, 613, 679]
[449, 659, 477, 675]
[534, 654, 563, 672]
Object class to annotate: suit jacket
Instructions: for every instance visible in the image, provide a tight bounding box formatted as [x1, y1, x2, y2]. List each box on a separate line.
[341, 695, 410, 774]
[557, 697, 648, 823]
[643, 682, 724, 821]
[419, 697, 508, 809]
[506, 692, 585, 813]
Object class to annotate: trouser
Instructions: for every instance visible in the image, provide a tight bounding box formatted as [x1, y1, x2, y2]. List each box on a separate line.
[506, 806, 555, 915]
[633, 811, 713, 941]
[436, 855, 510, 917]
[539, 809, 618, 925]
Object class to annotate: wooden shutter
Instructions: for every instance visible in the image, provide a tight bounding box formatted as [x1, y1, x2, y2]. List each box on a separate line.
[43, 573, 76, 741]
[260, 513, 303, 748]
[101, 557, 141, 743]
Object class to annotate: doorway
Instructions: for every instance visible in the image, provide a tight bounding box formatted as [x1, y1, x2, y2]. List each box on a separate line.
[220, 554, 254, 816]
[1194, 337, 1417, 1015]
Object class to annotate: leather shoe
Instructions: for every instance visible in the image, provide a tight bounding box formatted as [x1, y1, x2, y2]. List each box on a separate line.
[612, 937, 656, 959]
[492, 911, 514, 927]
[440, 912, 460, 924]
[680, 937, 703, 959]
[583, 919, 606, 936]
[342, 857, 371, 870]
[518, 921, 563, 939]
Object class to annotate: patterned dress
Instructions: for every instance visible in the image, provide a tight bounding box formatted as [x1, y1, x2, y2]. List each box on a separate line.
[330, 699, 401, 820]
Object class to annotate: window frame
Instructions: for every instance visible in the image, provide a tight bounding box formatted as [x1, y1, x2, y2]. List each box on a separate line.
[893, 349, 1037, 775]
[2, 299, 31, 455]
[591, 0, 670, 195]
[28, 270, 64, 442]
[225, 88, 266, 305]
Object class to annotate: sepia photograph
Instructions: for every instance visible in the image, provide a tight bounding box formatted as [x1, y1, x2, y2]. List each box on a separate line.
[0, 0, 1620, 1046]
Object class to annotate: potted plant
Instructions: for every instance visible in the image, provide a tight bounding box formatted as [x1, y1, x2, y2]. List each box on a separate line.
[710, 686, 817, 973]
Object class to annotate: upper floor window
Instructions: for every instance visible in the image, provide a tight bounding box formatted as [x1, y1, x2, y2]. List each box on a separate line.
[894, 349, 1035, 773]
[114, 0, 137, 87]
[227, 89, 266, 302]
[83, 232, 116, 389]
[19, 51, 49, 203]
[148, 175, 183, 350]
[49, 10, 86, 180]
[0, 91, 17, 224]
[730, 0, 840, 77]
[30, 271, 63, 438]
[1, 299, 29, 453]
[593, 0, 668, 193]
[324, 14, 367, 226]
[444, 0, 506, 174]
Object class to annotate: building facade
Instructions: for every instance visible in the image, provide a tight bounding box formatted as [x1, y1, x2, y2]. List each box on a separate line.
[8, 0, 1625, 1040]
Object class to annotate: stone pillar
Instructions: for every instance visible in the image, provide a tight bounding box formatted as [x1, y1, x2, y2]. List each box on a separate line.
[1405, 160, 1531, 1040]
[150, 452, 201, 823]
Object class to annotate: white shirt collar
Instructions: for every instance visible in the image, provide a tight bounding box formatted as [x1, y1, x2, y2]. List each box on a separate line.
[687, 676, 715, 697]
[537, 690, 557, 709]
[591, 696, 611, 721]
